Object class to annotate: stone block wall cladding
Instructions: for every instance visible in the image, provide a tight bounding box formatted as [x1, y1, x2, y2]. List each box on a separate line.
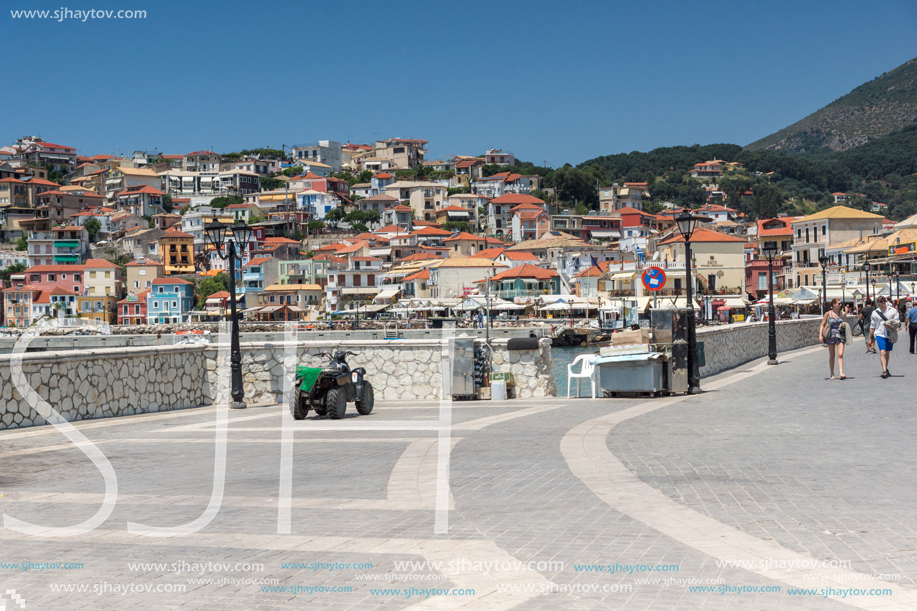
[0, 338, 553, 430]
[696, 317, 850, 378]
[209, 337, 556, 405]
[0, 345, 208, 430]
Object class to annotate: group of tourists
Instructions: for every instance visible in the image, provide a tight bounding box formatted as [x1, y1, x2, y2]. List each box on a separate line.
[819, 297, 917, 379]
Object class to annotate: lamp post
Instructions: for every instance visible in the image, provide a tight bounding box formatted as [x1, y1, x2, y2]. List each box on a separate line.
[763, 241, 779, 365]
[893, 262, 902, 308]
[818, 249, 829, 315]
[675, 211, 707, 394]
[863, 259, 871, 303]
[204, 217, 252, 409]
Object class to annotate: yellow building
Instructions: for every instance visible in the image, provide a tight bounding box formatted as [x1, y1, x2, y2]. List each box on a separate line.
[76, 295, 119, 325]
[159, 230, 196, 275]
[657, 227, 746, 294]
[84, 259, 124, 298]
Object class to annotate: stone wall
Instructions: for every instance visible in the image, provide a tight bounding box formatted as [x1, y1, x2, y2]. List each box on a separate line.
[0, 345, 208, 429]
[697, 317, 847, 378]
[0, 336, 554, 430]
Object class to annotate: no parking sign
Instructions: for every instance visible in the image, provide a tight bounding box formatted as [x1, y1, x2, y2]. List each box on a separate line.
[641, 267, 666, 292]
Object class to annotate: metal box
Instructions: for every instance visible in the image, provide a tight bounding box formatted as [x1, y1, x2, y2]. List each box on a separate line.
[595, 353, 666, 395]
[450, 338, 475, 399]
[668, 342, 688, 393]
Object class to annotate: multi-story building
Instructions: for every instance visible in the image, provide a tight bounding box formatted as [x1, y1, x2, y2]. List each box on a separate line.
[485, 149, 515, 166]
[454, 158, 483, 188]
[15, 139, 76, 171]
[147, 278, 194, 323]
[383, 181, 446, 222]
[182, 150, 222, 172]
[125, 257, 163, 292]
[656, 228, 746, 294]
[598, 183, 649, 213]
[36, 189, 106, 223]
[117, 289, 149, 325]
[76, 294, 118, 324]
[84, 258, 124, 298]
[488, 264, 560, 299]
[159, 231, 196, 275]
[117, 185, 167, 216]
[486, 193, 545, 238]
[50, 225, 90, 264]
[105, 166, 160, 200]
[473, 172, 530, 199]
[324, 256, 384, 312]
[790, 206, 884, 288]
[368, 138, 427, 170]
[426, 257, 508, 299]
[23, 264, 84, 294]
[511, 206, 550, 243]
[291, 141, 343, 173]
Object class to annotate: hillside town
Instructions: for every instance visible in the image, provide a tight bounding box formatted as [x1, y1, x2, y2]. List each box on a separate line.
[1, 136, 915, 329]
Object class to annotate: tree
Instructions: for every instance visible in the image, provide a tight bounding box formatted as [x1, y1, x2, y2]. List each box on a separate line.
[357, 170, 373, 183]
[196, 272, 230, 309]
[307, 220, 326, 233]
[351, 223, 369, 233]
[0, 262, 26, 283]
[161, 194, 173, 213]
[752, 181, 784, 220]
[84, 218, 102, 242]
[442, 220, 471, 233]
[325, 206, 346, 229]
[15, 236, 28, 251]
[259, 176, 284, 191]
[210, 195, 244, 209]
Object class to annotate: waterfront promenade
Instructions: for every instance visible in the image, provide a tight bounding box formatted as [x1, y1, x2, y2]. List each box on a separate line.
[1, 337, 915, 609]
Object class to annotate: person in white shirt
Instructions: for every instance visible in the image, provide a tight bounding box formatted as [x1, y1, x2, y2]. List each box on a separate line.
[869, 296, 900, 379]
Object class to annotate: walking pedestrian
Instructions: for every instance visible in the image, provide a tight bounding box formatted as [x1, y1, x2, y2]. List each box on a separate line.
[906, 300, 917, 354]
[869, 296, 901, 378]
[819, 298, 846, 380]
[861, 298, 876, 353]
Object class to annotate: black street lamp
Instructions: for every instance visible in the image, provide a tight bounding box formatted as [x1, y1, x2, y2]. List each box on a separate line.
[675, 211, 707, 394]
[763, 241, 779, 365]
[204, 217, 252, 409]
[893, 262, 903, 308]
[863, 259, 871, 303]
[818, 249, 829, 315]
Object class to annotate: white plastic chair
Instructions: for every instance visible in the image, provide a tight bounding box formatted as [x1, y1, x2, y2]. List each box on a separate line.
[567, 354, 598, 398]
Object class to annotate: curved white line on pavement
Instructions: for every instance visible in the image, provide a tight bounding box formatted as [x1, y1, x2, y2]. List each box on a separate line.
[3, 330, 119, 538]
[561, 346, 917, 610]
[126, 322, 232, 537]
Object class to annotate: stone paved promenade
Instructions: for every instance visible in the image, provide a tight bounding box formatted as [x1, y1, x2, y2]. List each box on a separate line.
[1, 337, 916, 610]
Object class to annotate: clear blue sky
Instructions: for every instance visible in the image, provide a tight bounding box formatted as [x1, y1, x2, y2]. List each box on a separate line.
[2, 0, 916, 166]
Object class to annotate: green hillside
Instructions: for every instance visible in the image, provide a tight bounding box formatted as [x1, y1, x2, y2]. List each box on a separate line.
[746, 57, 917, 154]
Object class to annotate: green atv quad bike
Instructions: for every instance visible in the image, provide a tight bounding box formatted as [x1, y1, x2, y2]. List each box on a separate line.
[289, 350, 375, 420]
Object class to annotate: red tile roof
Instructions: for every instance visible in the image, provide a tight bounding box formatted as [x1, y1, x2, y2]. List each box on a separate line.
[373, 172, 393, 179]
[397, 253, 443, 262]
[84, 259, 122, 269]
[412, 227, 453, 236]
[152, 277, 193, 285]
[657, 227, 745, 245]
[243, 257, 274, 268]
[24, 264, 86, 273]
[443, 231, 485, 242]
[489, 263, 558, 281]
[402, 269, 430, 281]
[490, 193, 545, 205]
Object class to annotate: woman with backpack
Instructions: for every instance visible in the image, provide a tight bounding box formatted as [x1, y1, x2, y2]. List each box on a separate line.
[819, 298, 847, 380]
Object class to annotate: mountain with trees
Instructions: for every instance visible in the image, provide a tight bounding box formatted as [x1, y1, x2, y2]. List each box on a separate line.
[746, 56, 917, 154]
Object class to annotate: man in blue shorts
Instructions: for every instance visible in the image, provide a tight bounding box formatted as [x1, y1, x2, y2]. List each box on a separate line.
[869, 296, 900, 378]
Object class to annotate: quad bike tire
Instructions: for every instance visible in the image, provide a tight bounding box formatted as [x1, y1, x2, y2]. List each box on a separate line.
[289, 388, 309, 420]
[325, 387, 347, 420]
[355, 382, 374, 415]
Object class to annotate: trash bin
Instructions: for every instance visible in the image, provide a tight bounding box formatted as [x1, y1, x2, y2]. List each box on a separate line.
[491, 380, 507, 401]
